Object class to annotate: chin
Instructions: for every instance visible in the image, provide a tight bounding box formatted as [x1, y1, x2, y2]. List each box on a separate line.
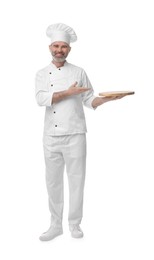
[53, 56, 66, 62]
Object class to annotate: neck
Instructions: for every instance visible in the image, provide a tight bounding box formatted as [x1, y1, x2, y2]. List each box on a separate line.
[52, 59, 66, 68]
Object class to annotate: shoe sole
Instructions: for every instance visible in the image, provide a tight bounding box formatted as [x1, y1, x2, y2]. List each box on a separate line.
[71, 233, 84, 239]
[39, 231, 63, 241]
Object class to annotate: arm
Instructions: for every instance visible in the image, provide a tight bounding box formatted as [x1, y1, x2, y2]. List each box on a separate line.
[52, 82, 91, 104]
[79, 69, 126, 109]
[35, 71, 53, 107]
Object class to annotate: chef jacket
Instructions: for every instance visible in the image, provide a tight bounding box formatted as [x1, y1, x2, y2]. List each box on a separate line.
[35, 61, 96, 136]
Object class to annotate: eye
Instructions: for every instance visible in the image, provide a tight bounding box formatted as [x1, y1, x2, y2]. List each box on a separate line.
[62, 45, 69, 49]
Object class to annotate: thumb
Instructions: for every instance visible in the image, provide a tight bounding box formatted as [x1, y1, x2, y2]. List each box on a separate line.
[72, 81, 78, 87]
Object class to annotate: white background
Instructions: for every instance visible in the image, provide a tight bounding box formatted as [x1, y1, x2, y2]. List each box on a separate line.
[0, 0, 154, 259]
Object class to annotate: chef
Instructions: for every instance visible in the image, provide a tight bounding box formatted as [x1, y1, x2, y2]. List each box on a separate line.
[35, 23, 123, 241]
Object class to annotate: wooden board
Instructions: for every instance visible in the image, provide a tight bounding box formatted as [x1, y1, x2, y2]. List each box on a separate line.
[99, 91, 135, 97]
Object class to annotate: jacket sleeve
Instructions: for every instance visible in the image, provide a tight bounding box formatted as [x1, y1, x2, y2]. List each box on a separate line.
[35, 70, 54, 107]
[81, 70, 96, 109]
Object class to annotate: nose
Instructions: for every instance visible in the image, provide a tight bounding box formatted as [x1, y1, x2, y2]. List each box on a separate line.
[57, 46, 62, 52]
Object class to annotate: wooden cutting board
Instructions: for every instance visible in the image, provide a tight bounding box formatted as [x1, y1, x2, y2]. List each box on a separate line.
[99, 91, 135, 97]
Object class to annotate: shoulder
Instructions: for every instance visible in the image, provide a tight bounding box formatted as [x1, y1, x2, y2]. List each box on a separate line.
[66, 62, 85, 73]
[35, 64, 51, 77]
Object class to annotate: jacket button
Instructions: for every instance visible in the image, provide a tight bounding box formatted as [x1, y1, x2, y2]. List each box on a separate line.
[49, 72, 52, 74]
[58, 68, 61, 70]
[51, 84, 53, 87]
[54, 111, 56, 113]
[55, 125, 57, 127]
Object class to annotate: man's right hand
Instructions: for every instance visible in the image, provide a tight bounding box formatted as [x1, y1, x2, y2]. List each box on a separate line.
[51, 82, 90, 104]
[68, 82, 91, 96]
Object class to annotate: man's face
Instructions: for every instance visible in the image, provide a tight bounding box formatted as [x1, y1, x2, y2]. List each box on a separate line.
[49, 41, 71, 62]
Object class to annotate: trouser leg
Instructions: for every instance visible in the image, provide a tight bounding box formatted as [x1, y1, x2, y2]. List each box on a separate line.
[43, 137, 65, 227]
[64, 134, 87, 226]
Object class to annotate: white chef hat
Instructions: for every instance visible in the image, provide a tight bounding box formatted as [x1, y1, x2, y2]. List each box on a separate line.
[46, 23, 77, 45]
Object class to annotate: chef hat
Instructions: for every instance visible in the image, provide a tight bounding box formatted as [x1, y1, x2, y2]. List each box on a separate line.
[46, 23, 77, 45]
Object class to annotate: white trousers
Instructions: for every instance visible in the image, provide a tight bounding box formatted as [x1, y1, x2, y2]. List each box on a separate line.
[43, 134, 86, 227]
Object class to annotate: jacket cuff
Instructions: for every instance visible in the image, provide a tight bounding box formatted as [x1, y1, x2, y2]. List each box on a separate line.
[36, 91, 53, 107]
[84, 95, 97, 110]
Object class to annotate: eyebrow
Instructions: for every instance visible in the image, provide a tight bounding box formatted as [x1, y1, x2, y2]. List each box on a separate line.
[52, 44, 69, 48]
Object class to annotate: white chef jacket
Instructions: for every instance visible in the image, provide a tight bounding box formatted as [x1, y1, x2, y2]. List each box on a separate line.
[35, 61, 96, 136]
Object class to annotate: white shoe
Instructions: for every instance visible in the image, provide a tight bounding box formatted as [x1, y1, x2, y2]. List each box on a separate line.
[39, 225, 63, 241]
[69, 225, 84, 238]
